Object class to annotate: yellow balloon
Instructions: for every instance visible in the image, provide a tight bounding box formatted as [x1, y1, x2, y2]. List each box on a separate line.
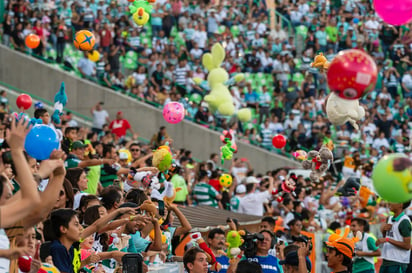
[202, 53, 214, 71]
[237, 108, 252, 122]
[234, 73, 245, 83]
[211, 43, 225, 68]
[193, 77, 203, 85]
[88, 50, 100, 62]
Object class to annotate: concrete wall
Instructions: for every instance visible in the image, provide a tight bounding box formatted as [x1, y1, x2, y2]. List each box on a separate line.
[0, 45, 300, 172]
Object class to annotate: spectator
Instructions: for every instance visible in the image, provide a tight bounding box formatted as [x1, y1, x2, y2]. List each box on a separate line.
[183, 247, 209, 273]
[192, 171, 222, 208]
[239, 176, 273, 216]
[108, 111, 137, 140]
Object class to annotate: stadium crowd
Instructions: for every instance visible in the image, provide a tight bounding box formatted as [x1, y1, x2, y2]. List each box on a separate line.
[0, 0, 412, 272]
[2, 0, 412, 159]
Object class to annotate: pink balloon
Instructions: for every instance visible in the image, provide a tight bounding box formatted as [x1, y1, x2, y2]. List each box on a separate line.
[162, 102, 185, 124]
[373, 0, 412, 26]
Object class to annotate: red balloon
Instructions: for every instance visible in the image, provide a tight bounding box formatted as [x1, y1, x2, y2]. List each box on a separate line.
[16, 94, 33, 110]
[18, 256, 32, 272]
[327, 49, 377, 100]
[272, 135, 286, 149]
[25, 34, 40, 49]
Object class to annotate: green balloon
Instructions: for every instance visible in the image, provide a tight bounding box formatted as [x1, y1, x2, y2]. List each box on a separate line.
[190, 93, 202, 104]
[372, 153, 412, 203]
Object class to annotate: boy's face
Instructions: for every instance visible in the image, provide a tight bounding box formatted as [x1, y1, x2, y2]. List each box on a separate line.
[41, 112, 50, 125]
[66, 130, 78, 141]
[63, 216, 82, 243]
[350, 221, 361, 234]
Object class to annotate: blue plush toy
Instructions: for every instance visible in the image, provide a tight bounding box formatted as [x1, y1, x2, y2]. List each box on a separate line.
[52, 82, 68, 125]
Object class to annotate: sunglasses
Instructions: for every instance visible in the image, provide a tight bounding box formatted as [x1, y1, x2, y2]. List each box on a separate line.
[130, 149, 140, 152]
[59, 190, 65, 197]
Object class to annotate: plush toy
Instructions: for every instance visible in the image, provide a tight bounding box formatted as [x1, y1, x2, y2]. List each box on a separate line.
[139, 200, 160, 219]
[152, 143, 173, 172]
[302, 145, 334, 182]
[151, 181, 182, 205]
[326, 226, 362, 256]
[191, 232, 222, 272]
[129, 0, 153, 26]
[221, 138, 236, 164]
[336, 177, 360, 197]
[149, 228, 167, 244]
[225, 230, 245, 261]
[359, 186, 374, 208]
[220, 130, 237, 153]
[201, 43, 251, 121]
[311, 53, 330, 72]
[272, 178, 297, 202]
[52, 82, 68, 125]
[111, 233, 131, 250]
[325, 92, 365, 130]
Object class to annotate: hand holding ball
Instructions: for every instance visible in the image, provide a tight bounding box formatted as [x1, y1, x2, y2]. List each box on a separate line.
[24, 125, 59, 160]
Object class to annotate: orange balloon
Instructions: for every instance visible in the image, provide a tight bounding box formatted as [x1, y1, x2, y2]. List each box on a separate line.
[25, 34, 40, 49]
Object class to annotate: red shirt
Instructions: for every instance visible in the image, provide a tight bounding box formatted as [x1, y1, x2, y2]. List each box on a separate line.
[209, 179, 222, 192]
[109, 119, 131, 138]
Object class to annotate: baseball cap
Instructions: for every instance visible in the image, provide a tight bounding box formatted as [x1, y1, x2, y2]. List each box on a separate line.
[236, 184, 246, 194]
[246, 176, 259, 184]
[117, 111, 123, 115]
[72, 141, 88, 150]
[279, 251, 311, 271]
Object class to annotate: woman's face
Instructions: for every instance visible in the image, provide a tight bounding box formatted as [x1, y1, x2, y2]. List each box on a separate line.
[54, 187, 67, 209]
[78, 172, 88, 191]
[24, 228, 37, 257]
[98, 206, 107, 217]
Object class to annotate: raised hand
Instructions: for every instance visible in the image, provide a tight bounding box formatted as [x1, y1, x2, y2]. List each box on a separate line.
[6, 117, 31, 150]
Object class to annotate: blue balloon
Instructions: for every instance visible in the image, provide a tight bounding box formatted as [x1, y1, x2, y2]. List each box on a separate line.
[24, 125, 59, 160]
[353, 18, 359, 24]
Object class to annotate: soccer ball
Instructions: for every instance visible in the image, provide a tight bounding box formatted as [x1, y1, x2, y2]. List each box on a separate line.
[219, 174, 233, 188]
[73, 30, 95, 51]
[38, 263, 60, 273]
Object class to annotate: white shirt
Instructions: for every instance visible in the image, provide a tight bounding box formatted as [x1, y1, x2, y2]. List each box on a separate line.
[92, 109, 109, 129]
[192, 31, 207, 48]
[238, 190, 271, 216]
[372, 137, 390, 150]
[402, 74, 412, 90]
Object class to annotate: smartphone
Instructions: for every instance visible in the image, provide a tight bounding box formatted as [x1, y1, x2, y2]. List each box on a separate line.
[2, 151, 12, 165]
[158, 200, 165, 216]
[122, 253, 143, 273]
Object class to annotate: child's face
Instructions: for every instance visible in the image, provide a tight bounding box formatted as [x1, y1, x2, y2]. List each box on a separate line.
[80, 235, 94, 249]
[41, 112, 50, 125]
[64, 216, 82, 243]
[66, 130, 77, 141]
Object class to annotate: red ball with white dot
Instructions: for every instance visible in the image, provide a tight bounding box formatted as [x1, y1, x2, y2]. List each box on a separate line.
[18, 256, 32, 272]
[327, 49, 378, 100]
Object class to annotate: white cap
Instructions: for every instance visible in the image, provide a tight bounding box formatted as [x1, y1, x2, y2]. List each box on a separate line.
[236, 184, 246, 194]
[246, 176, 259, 184]
[119, 151, 128, 160]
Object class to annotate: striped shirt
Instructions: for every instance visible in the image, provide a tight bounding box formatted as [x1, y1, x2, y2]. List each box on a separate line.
[193, 182, 219, 208]
[174, 65, 188, 86]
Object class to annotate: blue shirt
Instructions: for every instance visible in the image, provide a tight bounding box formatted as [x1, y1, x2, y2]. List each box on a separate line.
[245, 91, 259, 103]
[210, 255, 230, 273]
[129, 231, 151, 253]
[247, 255, 283, 273]
[50, 240, 75, 273]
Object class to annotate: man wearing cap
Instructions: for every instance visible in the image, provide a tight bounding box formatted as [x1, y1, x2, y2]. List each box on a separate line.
[279, 248, 311, 273]
[65, 140, 114, 169]
[230, 184, 246, 213]
[325, 236, 355, 273]
[376, 201, 411, 273]
[238, 176, 273, 216]
[109, 111, 138, 141]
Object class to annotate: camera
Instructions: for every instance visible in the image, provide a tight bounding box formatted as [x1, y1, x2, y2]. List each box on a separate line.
[240, 230, 264, 258]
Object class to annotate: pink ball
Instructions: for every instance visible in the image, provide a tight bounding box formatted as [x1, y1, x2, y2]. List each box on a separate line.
[373, 0, 412, 26]
[162, 102, 185, 124]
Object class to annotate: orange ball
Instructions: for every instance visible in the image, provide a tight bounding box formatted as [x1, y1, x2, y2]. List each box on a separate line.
[73, 30, 95, 51]
[25, 34, 40, 49]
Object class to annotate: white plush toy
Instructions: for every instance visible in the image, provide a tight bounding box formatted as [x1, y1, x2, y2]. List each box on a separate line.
[325, 92, 365, 130]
